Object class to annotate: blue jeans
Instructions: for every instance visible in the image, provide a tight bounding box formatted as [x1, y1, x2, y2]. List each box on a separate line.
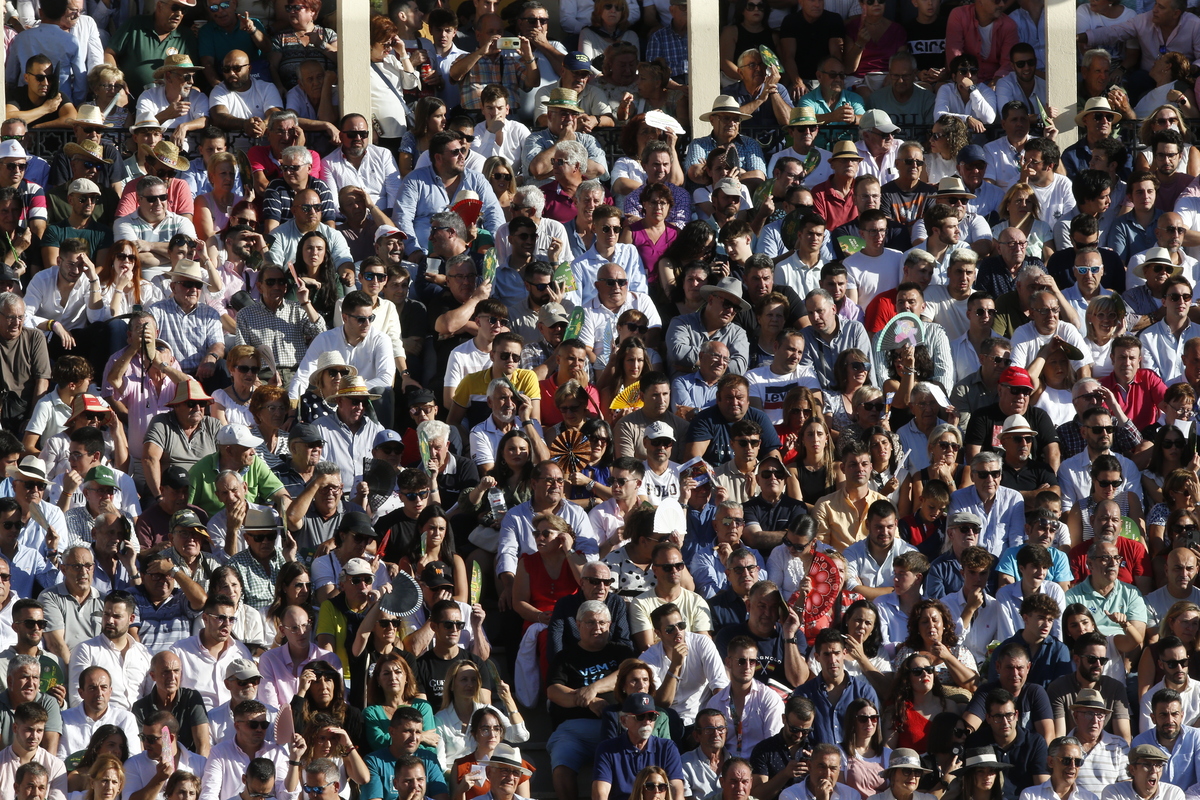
[547, 717, 603, 771]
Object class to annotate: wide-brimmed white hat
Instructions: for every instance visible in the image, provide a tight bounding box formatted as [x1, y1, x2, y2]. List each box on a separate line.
[699, 276, 751, 312]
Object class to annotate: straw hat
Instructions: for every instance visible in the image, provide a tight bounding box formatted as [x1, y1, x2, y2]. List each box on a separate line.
[130, 113, 163, 131]
[934, 176, 976, 200]
[64, 139, 112, 165]
[153, 53, 201, 81]
[72, 104, 110, 128]
[787, 106, 821, 127]
[167, 379, 213, 407]
[1074, 96, 1122, 128]
[482, 744, 533, 776]
[67, 393, 110, 425]
[546, 88, 584, 113]
[6, 456, 46, 483]
[313, 352, 358, 378]
[829, 140, 863, 161]
[333, 376, 381, 401]
[999, 414, 1037, 437]
[141, 140, 190, 171]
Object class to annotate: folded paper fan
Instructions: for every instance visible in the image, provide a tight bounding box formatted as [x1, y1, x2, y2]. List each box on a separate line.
[549, 428, 592, 475]
[482, 247, 498, 283]
[610, 381, 644, 410]
[452, 198, 483, 227]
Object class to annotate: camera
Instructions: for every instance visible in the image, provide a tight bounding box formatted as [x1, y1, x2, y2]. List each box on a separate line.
[499, 36, 521, 51]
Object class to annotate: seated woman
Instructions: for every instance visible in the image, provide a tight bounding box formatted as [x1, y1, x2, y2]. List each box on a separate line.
[67, 725, 129, 792]
[865, 748, 934, 800]
[434, 661, 527, 765]
[363, 651, 437, 753]
[291, 659, 367, 749]
[842, 698, 893, 800]
[1143, 428, 1191, 509]
[298, 712, 371, 791]
[1065, 454, 1145, 548]
[809, 598, 890, 681]
[398, 505, 468, 603]
[898, 425, 968, 518]
[865, 426, 905, 502]
[792, 415, 839, 505]
[623, 181, 680, 289]
[991, 183, 1054, 261]
[1146, 468, 1199, 553]
[891, 600, 979, 693]
[451, 708, 535, 799]
[599, 338, 650, 424]
[1082, 295, 1124, 377]
[512, 512, 582, 631]
[1030, 347, 1075, 427]
[883, 651, 964, 752]
[212, 344, 264, 426]
[825, 349, 874, 435]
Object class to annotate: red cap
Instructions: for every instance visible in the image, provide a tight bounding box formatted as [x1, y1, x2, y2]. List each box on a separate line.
[999, 366, 1034, 389]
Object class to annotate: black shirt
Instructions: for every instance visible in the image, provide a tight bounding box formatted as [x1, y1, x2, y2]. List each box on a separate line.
[413, 648, 494, 709]
[48, 141, 122, 190]
[547, 592, 634, 663]
[904, 17, 948, 71]
[750, 731, 801, 784]
[714, 622, 794, 690]
[132, 687, 210, 753]
[546, 641, 635, 724]
[742, 495, 807, 558]
[708, 589, 748, 632]
[736, 284, 806, 340]
[976, 255, 1045, 299]
[964, 725, 1048, 800]
[779, 11, 846, 80]
[1001, 459, 1059, 494]
[965, 403, 1060, 461]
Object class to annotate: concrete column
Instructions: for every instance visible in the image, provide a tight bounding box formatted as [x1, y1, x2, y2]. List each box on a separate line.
[337, 0, 372, 124]
[1045, 0, 1078, 147]
[688, 1, 722, 137]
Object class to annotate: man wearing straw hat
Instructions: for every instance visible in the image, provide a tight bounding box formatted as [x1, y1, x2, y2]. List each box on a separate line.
[149, 258, 224, 378]
[521, 88, 608, 183]
[767, 107, 833, 186]
[684, 96, 766, 189]
[115, 140, 194, 219]
[46, 105, 120, 192]
[136, 54, 209, 140]
[314, 376, 385, 489]
[143, 380, 221, 502]
[1066, 688, 1130, 797]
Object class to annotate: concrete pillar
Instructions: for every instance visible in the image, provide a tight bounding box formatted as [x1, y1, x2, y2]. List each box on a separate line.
[1045, 0, 1078, 147]
[337, 0, 372, 124]
[688, 1, 722, 137]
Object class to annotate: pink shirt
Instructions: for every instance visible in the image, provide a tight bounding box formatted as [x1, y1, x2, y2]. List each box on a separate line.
[845, 18, 908, 76]
[110, 358, 177, 460]
[247, 145, 325, 183]
[630, 220, 678, 285]
[945, 5, 1019, 81]
[116, 176, 195, 218]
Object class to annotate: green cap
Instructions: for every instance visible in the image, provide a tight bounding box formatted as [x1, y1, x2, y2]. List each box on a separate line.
[84, 465, 119, 489]
[170, 509, 206, 532]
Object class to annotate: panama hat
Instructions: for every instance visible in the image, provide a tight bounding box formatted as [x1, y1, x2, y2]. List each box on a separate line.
[699, 276, 751, 312]
[141, 140, 190, 171]
[64, 139, 112, 164]
[72, 104, 110, 128]
[1133, 246, 1183, 279]
[699, 95, 751, 122]
[153, 53, 201, 81]
[333, 376, 381, 401]
[166, 259, 206, 283]
[1074, 97, 1123, 128]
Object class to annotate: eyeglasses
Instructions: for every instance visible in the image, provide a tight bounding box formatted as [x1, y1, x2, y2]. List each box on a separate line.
[733, 439, 760, 447]
[1089, 555, 1123, 565]
[348, 575, 373, 585]
[207, 612, 237, 625]
[285, 2, 305, 9]
[584, 576, 614, 586]
[186, 400, 209, 409]
[520, 15, 550, 23]
[599, 225, 621, 234]
[1170, 292, 1195, 302]
[957, 66, 980, 75]
[643, 783, 669, 794]
[976, 470, 1002, 480]
[18, 481, 45, 492]
[238, 677, 262, 687]
[221, 62, 249, 74]
[937, 440, 961, 451]
[733, 657, 756, 667]
[3, 162, 27, 171]
[343, 130, 370, 139]
[761, 469, 787, 479]
[903, 158, 924, 167]
[1163, 658, 1189, 669]
[1007, 387, 1033, 397]
[623, 323, 649, 334]
[1083, 654, 1110, 666]
[1008, 435, 1034, 444]
[989, 712, 1017, 721]
[244, 719, 272, 730]
[1090, 425, 1116, 435]
[362, 272, 387, 282]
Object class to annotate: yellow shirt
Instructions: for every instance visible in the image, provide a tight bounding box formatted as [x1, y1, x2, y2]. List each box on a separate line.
[452, 366, 540, 421]
[813, 488, 886, 551]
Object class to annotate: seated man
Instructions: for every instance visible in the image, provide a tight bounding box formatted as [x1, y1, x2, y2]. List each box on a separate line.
[962, 642, 1055, 745]
[0, 702, 67, 798]
[58, 665, 141, 759]
[793, 629, 879, 745]
[262, 146, 337, 235]
[993, 544, 1067, 643]
[208, 49, 283, 137]
[546, 600, 634, 800]
[199, 704, 296, 800]
[1046, 631, 1132, 741]
[962, 690, 1049, 800]
[987, 593, 1072, 688]
[593, 692, 685, 800]
[710, 636, 785, 758]
[362, 706, 448, 800]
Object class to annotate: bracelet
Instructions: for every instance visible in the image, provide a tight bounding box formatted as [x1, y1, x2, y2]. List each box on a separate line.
[288, 760, 303, 767]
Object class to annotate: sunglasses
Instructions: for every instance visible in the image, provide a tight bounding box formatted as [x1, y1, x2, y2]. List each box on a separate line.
[20, 619, 47, 629]
[439, 619, 467, 630]
[584, 576, 614, 586]
[600, 278, 629, 287]
[862, 401, 886, 412]
[1058, 757, 1085, 768]
[343, 130, 370, 138]
[857, 714, 880, 723]
[1083, 654, 1110, 666]
[623, 323, 649, 333]
[1170, 293, 1194, 302]
[404, 490, 431, 500]
[655, 562, 686, 571]
[849, 361, 868, 372]
[1090, 425, 1115, 434]
[244, 720, 271, 730]
[910, 665, 936, 675]
[1163, 658, 1189, 669]
[1013, 58, 1037, 68]
[976, 470, 1002, 479]
[1075, 266, 1101, 275]
[1096, 479, 1122, 489]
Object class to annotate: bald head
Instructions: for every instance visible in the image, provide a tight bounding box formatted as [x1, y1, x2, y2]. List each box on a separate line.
[597, 263, 627, 282]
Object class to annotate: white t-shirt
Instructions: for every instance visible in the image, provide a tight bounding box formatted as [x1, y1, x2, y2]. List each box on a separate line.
[1010, 320, 1094, 372]
[444, 339, 491, 388]
[641, 461, 681, 506]
[209, 79, 285, 120]
[844, 248, 905, 307]
[135, 85, 210, 131]
[472, 118, 532, 167]
[745, 364, 821, 425]
[1029, 173, 1077, 225]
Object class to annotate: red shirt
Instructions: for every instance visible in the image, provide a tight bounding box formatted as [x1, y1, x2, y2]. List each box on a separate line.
[1099, 368, 1167, 430]
[864, 288, 899, 334]
[812, 180, 857, 231]
[247, 145, 325, 182]
[1067, 533, 1149, 586]
[538, 374, 603, 427]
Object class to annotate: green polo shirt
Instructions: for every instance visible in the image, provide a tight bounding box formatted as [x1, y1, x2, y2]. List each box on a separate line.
[1063, 578, 1148, 637]
[109, 15, 199, 96]
[186, 452, 285, 516]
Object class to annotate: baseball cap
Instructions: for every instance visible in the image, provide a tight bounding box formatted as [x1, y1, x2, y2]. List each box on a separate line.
[162, 465, 191, 491]
[373, 429, 403, 449]
[713, 177, 743, 198]
[622, 692, 656, 714]
[374, 225, 407, 242]
[85, 465, 119, 489]
[289, 423, 325, 445]
[170, 508, 206, 532]
[337, 511, 377, 539]
[538, 302, 569, 326]
[644, 420, 676, 441]
[225, 658, 261, 681]
[564, 51, 592, 71]
[858, 109, 898, 134]
[956, 144, 988, 164]
[342, 557, 375, 577]
[216, 423, 264, 448]
[999, 366, 1034, 389]
[421, 561, 455, 588]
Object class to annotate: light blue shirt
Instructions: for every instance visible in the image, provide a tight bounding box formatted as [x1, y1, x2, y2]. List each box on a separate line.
[496, 499, 597, 576]
[6, 24, 86, 103]
[996, 544, 1072, 584]
[570, 243, 648, 307]
[148, 297, 222, 373]
[683, 134, 766, 174]
[393, 165, 505, 255]
[266, 220, 353, 269]
[671, 373, 719, 413]
[947, 484, 1025, 557]
[1131, 725, 1200, 790]
[666, 311, 750, 376]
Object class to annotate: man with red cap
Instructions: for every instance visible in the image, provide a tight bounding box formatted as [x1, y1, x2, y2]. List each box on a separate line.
[964, 365, 1062, 472]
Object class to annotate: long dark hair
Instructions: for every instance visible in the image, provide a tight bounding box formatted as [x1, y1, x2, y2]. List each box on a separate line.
[887, 651, 947, 742]
[295, 661, 348, 730]
[265, 561, 314, 634]
[492, 429, 536, 487]
[840, 598, 883, 659]
[840, 696, 884, 758]
[76, 724, 129, 771]
[407, 503, 457, 563]
[581, 418, 614, 469]
[297, 229, 339, 324]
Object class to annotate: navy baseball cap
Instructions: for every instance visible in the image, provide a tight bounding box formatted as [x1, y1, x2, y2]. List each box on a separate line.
[956, 144, 988, 164]
[622, 693, 656, 714]
[564, 52, 592, 71]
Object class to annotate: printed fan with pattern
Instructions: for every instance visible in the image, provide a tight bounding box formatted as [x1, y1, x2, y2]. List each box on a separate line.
[549, 429, 592, 476]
